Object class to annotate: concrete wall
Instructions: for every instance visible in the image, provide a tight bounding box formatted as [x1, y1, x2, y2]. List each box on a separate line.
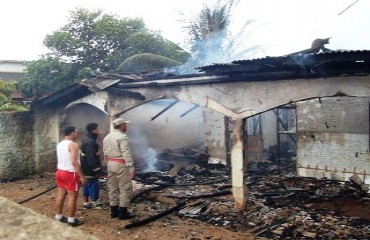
[203, 108, 227, 164]
[296, 97, 370, 181]
[33, 106, 60, 173]
[0, 197, 98, 240]
[0, 112, 34, 178]
[130, 76, 370, 120]
[0, 92, 112, 179]
[0, 106, 59, 178]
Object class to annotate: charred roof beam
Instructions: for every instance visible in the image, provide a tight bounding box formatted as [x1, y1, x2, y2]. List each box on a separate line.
[114, 95, 165, 117]
[180, 104, 199, 118]
[106, 87, 145, 101]
[33, 84, 91, 107]
[151, 100, 179, 121]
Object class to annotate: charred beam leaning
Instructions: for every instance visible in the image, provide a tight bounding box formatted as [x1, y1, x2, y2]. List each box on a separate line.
[151, 99, 179, 121]
[18, 185, 57, 204]
[169, 163, 184, 177]
[180, 104, 199, 118]
[253, 213, 299, 236]
[134, 178, 230, 187]
[124, 201, 186, 229]
[131, 185, 167, 202]
[165, 189, 232, 200]
[178, 201, 209, 216]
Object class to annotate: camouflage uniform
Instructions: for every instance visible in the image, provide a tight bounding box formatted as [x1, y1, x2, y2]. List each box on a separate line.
[103, 129, 134, 207]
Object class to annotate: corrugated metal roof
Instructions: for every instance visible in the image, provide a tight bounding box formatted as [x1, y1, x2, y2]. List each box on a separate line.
[197, 50, 370, 75]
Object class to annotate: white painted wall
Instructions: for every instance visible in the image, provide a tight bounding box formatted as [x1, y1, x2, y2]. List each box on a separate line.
[0, 61, 26, 73]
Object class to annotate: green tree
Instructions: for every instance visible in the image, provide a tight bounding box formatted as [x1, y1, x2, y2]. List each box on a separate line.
[116, 32, 190, 72]
[44, 8, 147, 71]
[181, 0, 261, 69]
[0, 80, 28, 112]
[19, 57, 78, 97]
[123, 32, 190, 63]
[21, 8, 190, 97]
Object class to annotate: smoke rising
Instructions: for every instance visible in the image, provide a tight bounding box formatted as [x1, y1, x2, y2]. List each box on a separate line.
[127, 125, 159, 173]
[168, 0, 265, 75]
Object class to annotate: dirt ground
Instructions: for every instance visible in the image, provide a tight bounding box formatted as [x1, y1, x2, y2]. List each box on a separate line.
[0, 173, 258, 240]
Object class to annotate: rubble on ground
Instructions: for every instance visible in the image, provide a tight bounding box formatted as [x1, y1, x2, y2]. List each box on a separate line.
[129, 154, 370, 239]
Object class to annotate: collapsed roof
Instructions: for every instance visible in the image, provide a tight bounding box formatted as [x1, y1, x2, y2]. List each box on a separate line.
[34, 50, 370, 107]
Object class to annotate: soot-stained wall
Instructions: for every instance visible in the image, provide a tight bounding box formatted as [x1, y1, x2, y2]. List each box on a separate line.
[0, 107, 59, 178]
[0, 112, 34, 178]
[203, 108, 227, 164]
[296, 97, 370, 181]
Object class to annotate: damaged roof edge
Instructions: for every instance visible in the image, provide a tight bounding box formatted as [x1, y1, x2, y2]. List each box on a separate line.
[32, 83, 91, 107]
[30, 50, 370, 105]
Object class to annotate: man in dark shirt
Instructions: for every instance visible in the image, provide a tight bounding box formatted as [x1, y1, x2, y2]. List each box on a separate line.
[80, 123, 102, 209]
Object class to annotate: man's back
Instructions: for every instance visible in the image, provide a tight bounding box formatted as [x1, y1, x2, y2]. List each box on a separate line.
[103, 130, 123, 158]
[103, 129, 134, 167]
[80, 133, 101, 177]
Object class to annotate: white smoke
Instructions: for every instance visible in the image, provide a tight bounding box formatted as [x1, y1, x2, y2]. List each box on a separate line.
[127, 125, 159, 173]
[173, 19, 261, 75]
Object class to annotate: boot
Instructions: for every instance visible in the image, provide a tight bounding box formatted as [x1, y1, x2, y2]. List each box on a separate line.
[118, 207, 135, 220]
[110, 205, 119, 218]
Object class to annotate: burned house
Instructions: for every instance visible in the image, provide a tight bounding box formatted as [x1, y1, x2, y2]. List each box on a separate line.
[0, 50, 369, 209]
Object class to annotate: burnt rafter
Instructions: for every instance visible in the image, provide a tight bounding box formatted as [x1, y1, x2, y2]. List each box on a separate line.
[106, 87, 145, 100]
[180, 104, 200, 118]
[150, 99, 179, 121]
[33, 84, 91, 107]
[124, 201, 186, 229]
[114, 95, 165, 117]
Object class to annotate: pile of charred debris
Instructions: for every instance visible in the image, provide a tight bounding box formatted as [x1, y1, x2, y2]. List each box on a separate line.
[126, 146, 370, 239]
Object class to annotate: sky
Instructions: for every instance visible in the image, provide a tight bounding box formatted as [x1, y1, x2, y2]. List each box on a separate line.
[0, 0, 369, 61]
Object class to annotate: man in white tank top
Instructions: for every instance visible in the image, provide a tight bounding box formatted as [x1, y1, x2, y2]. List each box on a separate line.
[54, 126, 87, 227]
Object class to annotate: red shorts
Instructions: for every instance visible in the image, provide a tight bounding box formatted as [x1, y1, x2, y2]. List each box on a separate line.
[55, 169, 81, 192]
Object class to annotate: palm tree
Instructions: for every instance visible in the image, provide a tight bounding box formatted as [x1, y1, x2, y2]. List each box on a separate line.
[180, 0, 262, 72]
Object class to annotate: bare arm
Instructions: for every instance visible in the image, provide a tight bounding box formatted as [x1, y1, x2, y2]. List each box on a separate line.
[69, 142, 87, 185]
